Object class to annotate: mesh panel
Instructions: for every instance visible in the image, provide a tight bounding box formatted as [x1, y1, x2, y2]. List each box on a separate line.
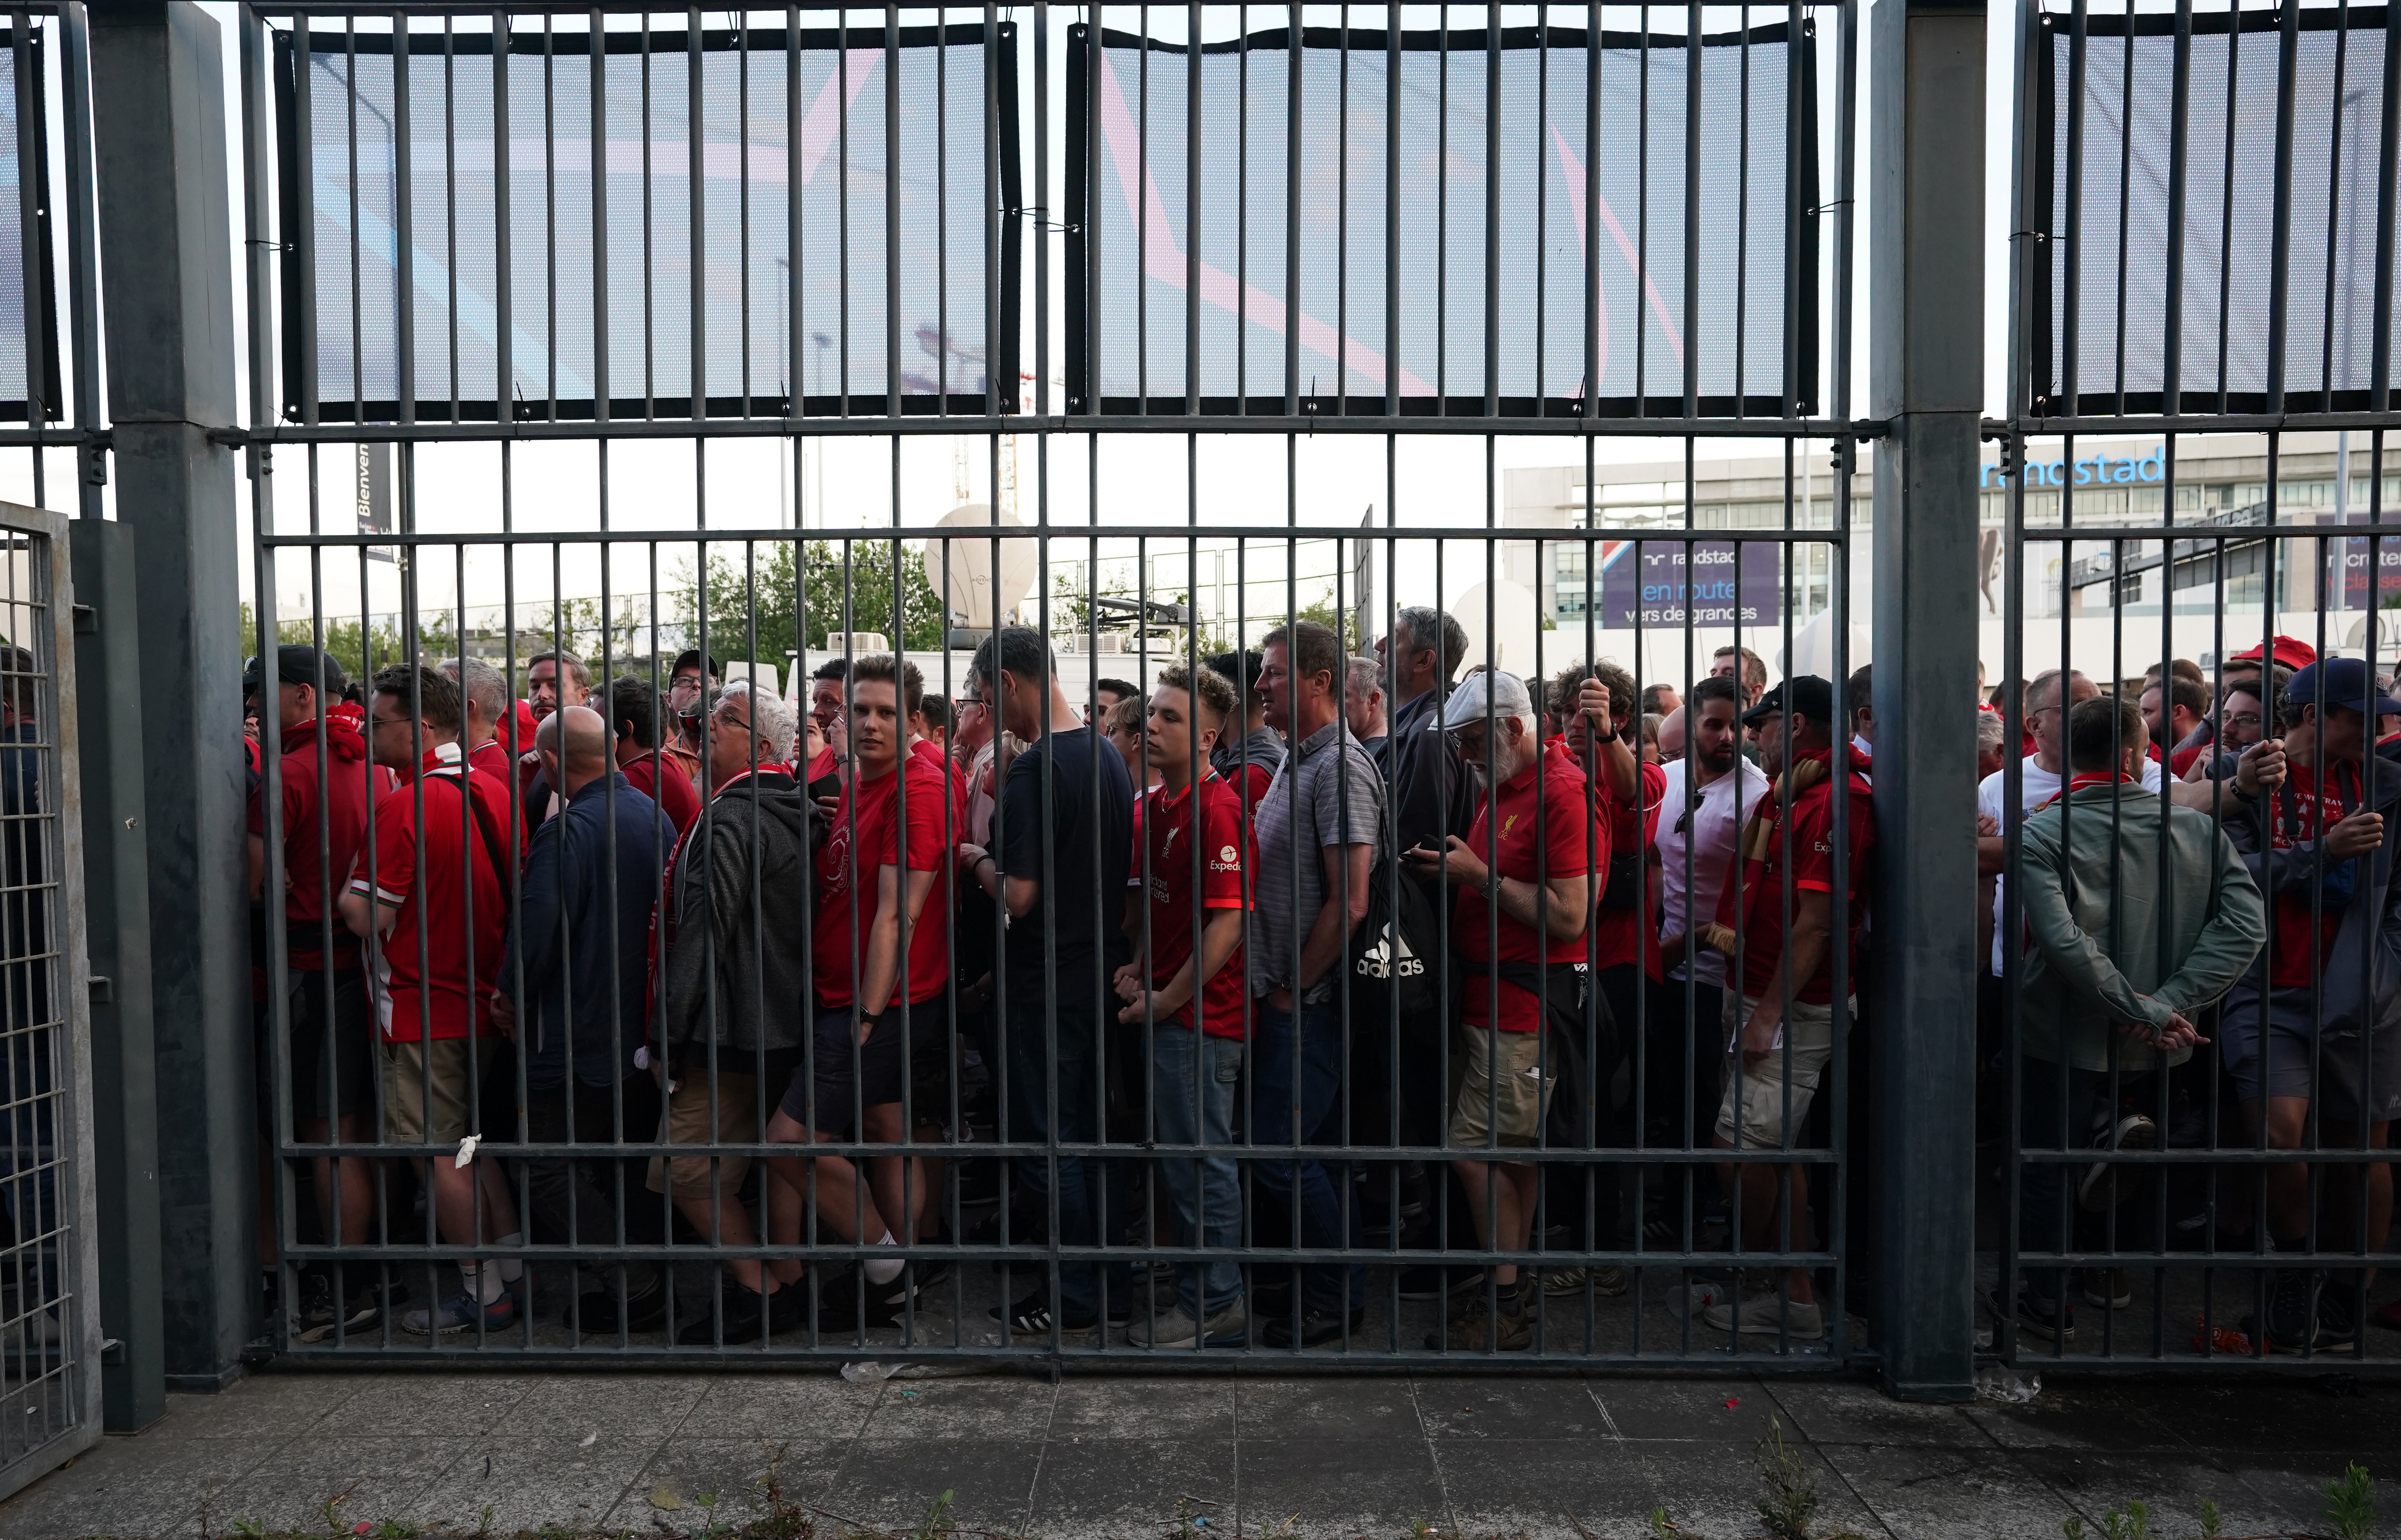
[1071, 21, 1812, 414]
[2040, 7, 2396, 412]
[285, 23, 1013, 422]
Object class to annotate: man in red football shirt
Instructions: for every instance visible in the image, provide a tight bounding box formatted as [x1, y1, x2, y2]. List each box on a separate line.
[1114, 662, 1255, 1348]
[1697, 675, 1874, 1343]
[766, 653, 952, 1321]
[245, 645, 380, 1337]
[340, 663, 525, 1335]
[605, 674, 702, 837]
[1408, 670, 1592, 1352]
[443, 656, 516, 787]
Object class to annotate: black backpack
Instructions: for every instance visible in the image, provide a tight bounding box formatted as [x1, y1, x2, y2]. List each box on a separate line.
[1345, 853, 1446, 1043]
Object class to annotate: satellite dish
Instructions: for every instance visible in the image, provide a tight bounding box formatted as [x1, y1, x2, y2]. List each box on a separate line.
[920, 503, 1037, 628]
[1451, 580, 1544, 676]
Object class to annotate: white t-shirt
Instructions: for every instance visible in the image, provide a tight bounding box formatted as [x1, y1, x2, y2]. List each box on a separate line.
[1978, 752, 2165, 974]
[1654, 754, 1772, 985]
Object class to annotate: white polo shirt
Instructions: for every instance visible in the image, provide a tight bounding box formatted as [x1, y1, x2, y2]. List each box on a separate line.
[1654, 753, 1771, 986]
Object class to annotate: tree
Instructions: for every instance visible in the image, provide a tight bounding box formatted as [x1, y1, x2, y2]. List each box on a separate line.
[682, 539, 947, 669]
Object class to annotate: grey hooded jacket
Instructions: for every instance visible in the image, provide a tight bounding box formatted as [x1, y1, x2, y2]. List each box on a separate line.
[659, 768, 817, 1057]
[2013, 781, 2264, 1071]
[2215, 749, 2401, 1040]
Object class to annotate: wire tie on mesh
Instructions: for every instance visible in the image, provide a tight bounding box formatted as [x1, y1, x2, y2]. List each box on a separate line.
[453, 1134, 480, 1169]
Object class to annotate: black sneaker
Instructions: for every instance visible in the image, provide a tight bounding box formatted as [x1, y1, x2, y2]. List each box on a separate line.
[2078, 1112, 2158, 1212]
[677, 1281, 778, 1346]
[990, 1290, 1099, 1337]
[2015, 1291, 2076, 1344]
[2317, 1276, 2365, 1351]
[1261, 1305, 1366, 1348]
[572, 1281, 670, 1335]
[2243, 1269, 2319, 1354]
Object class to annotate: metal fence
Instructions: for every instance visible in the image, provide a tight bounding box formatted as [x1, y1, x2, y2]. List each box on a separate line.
[1991, 0, 2401, 1367]
[237, 0, 1870, 1366]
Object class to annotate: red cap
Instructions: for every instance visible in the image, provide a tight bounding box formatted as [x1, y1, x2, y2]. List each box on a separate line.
[2231, 635, 2317, 671]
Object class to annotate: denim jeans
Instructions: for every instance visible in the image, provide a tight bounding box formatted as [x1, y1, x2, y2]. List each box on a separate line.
[1248, 996, 1361, 1315]
[1152, 1023, 1244, 1317]
[1005, 987, 1132, 1320]
[2017, 1057, 2103, 1308]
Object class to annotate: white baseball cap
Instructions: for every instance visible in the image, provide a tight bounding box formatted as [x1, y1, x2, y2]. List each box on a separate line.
[1437, 669, 1535, 730]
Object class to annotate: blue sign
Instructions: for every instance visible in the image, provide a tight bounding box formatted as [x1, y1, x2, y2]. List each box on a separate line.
[1595, 541, 1784, 630]
[1980, 446, 2167, 489]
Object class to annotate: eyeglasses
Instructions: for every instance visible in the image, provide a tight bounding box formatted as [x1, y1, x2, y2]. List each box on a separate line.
[368, 714, 410, 732]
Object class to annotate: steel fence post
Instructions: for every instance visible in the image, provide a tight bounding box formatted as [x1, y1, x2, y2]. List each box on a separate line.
[86, 0, 252, 1390]
[1869, 0, 1984, 1401]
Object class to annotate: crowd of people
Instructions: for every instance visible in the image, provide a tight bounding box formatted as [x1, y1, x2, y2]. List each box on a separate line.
[240, 603, 2401, 1356]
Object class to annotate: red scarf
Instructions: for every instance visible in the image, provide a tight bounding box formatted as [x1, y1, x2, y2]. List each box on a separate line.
[1701, 743, 1869, 957]
[285, 703, 367, 765]
[2065, 771, 2140, 794]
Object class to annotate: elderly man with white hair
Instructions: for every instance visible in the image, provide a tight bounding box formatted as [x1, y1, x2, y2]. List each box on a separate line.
[1405, 669, 1593, 1352]
[650, 679, 820, 1345]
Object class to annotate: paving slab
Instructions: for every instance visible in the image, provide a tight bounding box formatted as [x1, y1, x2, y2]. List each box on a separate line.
[6, 1367, 2401, 1539]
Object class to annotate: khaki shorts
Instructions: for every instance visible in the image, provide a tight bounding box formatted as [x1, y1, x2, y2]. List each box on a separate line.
[380, 1037, 499, 1147]
[644, 1071, 762, 1199]
[1715, 994, 1840, 1150]
[1448, 1027, 1554, 1150]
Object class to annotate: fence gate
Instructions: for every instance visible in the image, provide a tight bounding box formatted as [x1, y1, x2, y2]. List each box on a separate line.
[1993, 0, 2401, 1367]
[0, 498, 98, 1498]
[237, 0, 1874, 1369]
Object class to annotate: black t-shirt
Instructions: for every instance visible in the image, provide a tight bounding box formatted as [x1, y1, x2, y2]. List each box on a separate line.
[994, 726, 1133, 980]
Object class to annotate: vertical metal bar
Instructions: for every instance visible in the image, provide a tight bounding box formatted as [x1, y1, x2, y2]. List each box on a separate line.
[2376, 0, 2400, 414]
[1482, 2, 1498, 416]
[887, 2, 900, 417]
[1684, 0, 1701, 418]
[1286, 2, 1302, 414]
[393, 14, 412, 425]
[2267, 0, 2299, 410]
[1867, 0, 1983, 1401]
[493, 9, 510, 418]
[591, 6, 608, 423]
[2164, 0, 2191, 415]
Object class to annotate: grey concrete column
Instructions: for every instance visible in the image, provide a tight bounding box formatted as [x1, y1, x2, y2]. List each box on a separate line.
[87, 0, 252, 1388]
[1868, 0, 1984, 1402]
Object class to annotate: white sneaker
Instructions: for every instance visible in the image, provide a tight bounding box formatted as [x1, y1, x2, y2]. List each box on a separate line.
[1701, 1288, 1826, 1340]
[1126, 1297, 1247, 1348]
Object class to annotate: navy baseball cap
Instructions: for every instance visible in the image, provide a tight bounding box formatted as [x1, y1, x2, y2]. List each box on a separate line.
[2283, 656, 2401, 718]
[1740, 674, 1836, 728]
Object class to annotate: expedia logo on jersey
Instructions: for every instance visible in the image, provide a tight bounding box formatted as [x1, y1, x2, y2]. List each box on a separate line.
[1209, 842, 1241, 874]
[1355, 922, 1425, 980]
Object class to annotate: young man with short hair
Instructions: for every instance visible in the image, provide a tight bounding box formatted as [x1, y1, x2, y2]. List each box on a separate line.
[1116, 662, 1254, 1348]
[246, 646, 380, 1338]
[957, 626, 1136, 1335]
[1652, 674, 1770, 1154]
[605, 674, 702, 836]
[1093, 678, 1139, 717]
[806, 657, 850, 798]
[340, 663, 525, 1334]
[1408, 671, 1591, 1351]
[766, 654, 953, 1326]
[526, 649, 588, 725]
[1697, 675, 1874, 1341]
[1710, 646, 1767, 708]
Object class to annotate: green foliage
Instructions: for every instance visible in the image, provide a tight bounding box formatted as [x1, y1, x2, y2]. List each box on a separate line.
[909, 1489, 955, 1540]
[2062, 1518, 2085, 1540]
[684, 540, 947, 669]
[2096, 1501, 2150, 1540]
[2327, 1463, 2376, 1540]
[1754, 1417, 1819, 1540]
[2196, 1497, 2221, 1540]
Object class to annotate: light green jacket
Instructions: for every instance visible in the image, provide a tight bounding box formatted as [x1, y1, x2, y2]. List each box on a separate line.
[2012, 783, 2265, 1071]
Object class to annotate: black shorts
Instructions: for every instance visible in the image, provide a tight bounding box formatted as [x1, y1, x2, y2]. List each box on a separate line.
[778, 1005, 909, 1135]
[897, 992, 961, 1132]
[258, 965, 376, 1126]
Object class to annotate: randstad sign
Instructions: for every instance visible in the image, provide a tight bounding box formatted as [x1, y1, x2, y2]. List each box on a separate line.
[1980, 446, 2167, 489]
